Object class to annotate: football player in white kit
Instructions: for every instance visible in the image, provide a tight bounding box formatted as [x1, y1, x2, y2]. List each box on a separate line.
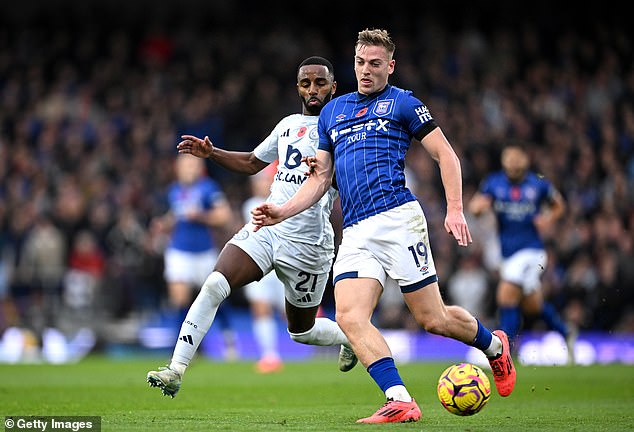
[147, 57, 357, 398]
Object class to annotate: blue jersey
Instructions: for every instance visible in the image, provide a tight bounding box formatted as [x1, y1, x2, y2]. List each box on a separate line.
[318, 84, 437, 228]
[167, 177, 226, 252]
[479, 171, 556, 258]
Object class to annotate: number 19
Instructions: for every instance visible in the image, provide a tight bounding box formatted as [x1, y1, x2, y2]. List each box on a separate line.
[407, 241, 428, 267]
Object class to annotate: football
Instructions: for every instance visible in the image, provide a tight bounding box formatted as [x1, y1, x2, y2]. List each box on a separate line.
[437, 362, 491, 416]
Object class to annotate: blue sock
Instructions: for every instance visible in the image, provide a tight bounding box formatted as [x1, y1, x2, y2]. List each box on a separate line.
[367, 357, 404, 393]
[541, 302, 568, 337]
[499, 306, 522, 340]
[471, 319, 493, 351]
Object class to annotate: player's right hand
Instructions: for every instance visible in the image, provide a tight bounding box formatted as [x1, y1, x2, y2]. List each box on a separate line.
[251, 202, 284, 231]
[177, 135, 214, 158]
[444, 209, 473, 247]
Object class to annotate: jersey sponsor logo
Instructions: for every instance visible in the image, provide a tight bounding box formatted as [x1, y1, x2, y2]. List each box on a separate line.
[297, 126, 307, 137]
[275, 169, 308, 185]
[493, 200, 536, 220]
[329, 119, 390, 141]
[374, 99, 394, 116]
[346, 131, 366, 144]
[355, 107, 368, 117]
[284, 144, 303, 168]
[414, 104, 433, 124]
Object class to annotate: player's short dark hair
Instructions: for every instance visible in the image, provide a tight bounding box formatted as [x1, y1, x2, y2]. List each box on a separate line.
[298, 56, 334, 79]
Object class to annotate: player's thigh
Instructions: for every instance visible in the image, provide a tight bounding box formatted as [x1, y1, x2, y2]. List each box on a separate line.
[334, 277, 384, 323]
[221, 226, 276, 288]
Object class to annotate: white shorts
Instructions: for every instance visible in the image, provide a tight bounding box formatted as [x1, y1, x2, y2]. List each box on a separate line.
[228, 224, 334, 308]
[499, 248, 546, 294]
[333, 201, 438, 293]
[164, 248, 218, 287]
[244, 271, 286, 311]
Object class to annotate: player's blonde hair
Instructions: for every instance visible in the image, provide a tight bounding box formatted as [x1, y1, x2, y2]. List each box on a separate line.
[355, 28, 396, 57]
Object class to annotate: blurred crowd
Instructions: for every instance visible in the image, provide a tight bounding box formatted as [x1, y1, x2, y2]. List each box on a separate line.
[0, 1, 632, 353]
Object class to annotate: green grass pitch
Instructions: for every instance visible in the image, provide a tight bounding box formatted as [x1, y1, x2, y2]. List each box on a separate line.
[1, 356, 633, 431]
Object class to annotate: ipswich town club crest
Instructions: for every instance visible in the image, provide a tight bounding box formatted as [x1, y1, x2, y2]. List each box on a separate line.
[374, 99, 393, 116]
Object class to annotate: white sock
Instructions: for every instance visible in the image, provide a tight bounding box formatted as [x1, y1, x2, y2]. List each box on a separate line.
[289, 317, 350, 346]
[253, 315, 279, 358]
[483, 334, 503, 358]
[170, 272, 231, 370]
[385, 385, 412, 402]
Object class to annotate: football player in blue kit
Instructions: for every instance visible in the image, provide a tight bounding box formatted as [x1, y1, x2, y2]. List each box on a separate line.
[147, 56, 357, 399]
[153, 153, 235, 345]
[252, 28, 516, 423]
[469, 143, 576, 363]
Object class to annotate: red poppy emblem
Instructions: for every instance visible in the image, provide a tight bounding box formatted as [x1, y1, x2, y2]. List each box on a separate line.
[297, 127, 307, 137]
[510, 186, 521, 201]
[355, 107, 368, 117]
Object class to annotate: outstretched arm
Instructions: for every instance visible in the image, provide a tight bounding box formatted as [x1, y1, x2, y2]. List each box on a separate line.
[178, 135, 268, 175]
[420, 127, 472, 247]
[251, 149, 333, 229]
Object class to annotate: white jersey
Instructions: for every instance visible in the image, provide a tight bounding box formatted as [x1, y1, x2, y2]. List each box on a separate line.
[253, 114, 337, 248]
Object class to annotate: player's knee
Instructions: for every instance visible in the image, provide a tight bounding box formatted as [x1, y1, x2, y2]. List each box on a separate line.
[201, 271, 232, 302]
[421, 318, 446, 335]
[334, 310, 359, 333]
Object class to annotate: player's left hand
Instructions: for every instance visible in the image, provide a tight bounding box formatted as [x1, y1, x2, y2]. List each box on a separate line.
[444, 209, 472, 247]
[177, 135, 214, 158]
